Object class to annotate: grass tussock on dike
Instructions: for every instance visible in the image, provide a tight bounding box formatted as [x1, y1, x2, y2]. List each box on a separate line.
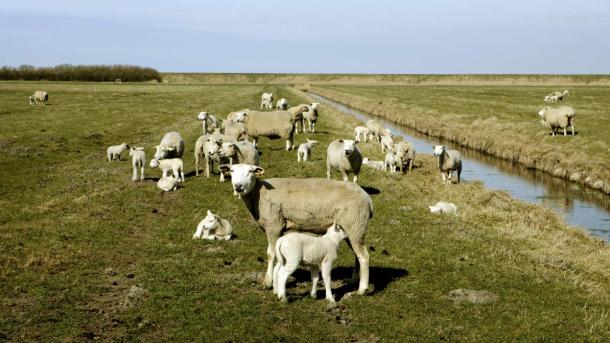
[0, 81, 609, 341]
[310, 85, 610, 195]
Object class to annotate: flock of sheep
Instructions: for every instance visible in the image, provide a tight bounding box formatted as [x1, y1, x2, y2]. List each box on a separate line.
[539, 89, 576, 136]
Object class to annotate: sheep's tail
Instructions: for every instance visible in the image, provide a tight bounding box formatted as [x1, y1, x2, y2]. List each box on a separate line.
[275, 240, 286, 266]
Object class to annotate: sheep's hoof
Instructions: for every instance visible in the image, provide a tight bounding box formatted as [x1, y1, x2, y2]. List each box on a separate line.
[280, 297, 288, 304]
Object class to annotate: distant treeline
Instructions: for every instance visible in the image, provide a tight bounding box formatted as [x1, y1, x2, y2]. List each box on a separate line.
[0, 64, 162, 82]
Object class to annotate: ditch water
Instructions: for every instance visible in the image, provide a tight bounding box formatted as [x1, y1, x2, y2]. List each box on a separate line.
[309, 93, 610, 241]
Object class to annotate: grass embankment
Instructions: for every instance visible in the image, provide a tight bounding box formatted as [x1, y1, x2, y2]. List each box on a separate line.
[0, 82, 609, 341]
[310, 85, 610, 195]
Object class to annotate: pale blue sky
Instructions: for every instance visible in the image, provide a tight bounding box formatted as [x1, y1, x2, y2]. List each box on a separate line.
[1, 0, 609, 73]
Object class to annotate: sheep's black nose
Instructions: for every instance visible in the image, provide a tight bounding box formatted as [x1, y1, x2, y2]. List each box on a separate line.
[235, 184, 244, 192]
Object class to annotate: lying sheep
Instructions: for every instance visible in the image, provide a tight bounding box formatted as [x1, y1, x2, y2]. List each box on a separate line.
[193, 210, 234, 240]
[150, 158, 185, 182]
[354, 126, 370, 143]
[326, 139, 362, 183]
[383, 152, 400, 173]
[366, 119, 389, 143]
[197, 112, 221, 134]
[245, 105, 309, 150]
[297, 139, 317, 162]
[194, 132, 228, 179]
[30, 91, 48, 105]
[433, 145, 462, 184]
[128, 147, 146, 181]
[154, 132, 185, 160]
[273, 221, 346, 303]
[157, 176, 179, 192]
[380, 134, 394, 153]
[429, 201, 458, 215]
[538, 106, 576, 136]
[219, 140, 259, 166]
[260, 92, 274, 110]
[362, 157, 384, 171]
[218, 163, 373, 295]
[107, 143, 129, 161]
[394, 141, 415, 172]
[276, 98, 288, 110]
[302, 103, 320, 133]
[221, 121, 248, 142]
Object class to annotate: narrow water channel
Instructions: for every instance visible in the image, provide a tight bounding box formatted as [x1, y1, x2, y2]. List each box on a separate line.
[310, 93, 610, 241]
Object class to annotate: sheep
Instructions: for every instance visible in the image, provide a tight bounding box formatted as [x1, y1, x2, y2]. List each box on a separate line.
[273, 221, 346, 303]
[128, 147, 146, 181]
[432, 145, 462, 184]
[366, 119, 389, 143]
[326, 139, 362, 183]
[302, 103, 320, 133]
[276, 98, 288, 110]
[225, 109, 249, 124]
[380, 134, 394, 153]
[153, 132, 185, 160]
[383, 152, 400, 173]
[354, 126, 370, 143]
[193, 210, 234, 240]
[221, 121, 249, 142]
[30, 91, 48, 105]
[219, 140, 260, 166]
[197, 112, 221, 134]
[217, 163, 373, 295]
[194, 132, 228, 179]
[290, 103, 311, 134]
[107, 143, 129, 161]
[297, 139, 317, 162]
[362, 157, 385, 171]
[245, 104, 309, 151]
[538, 106, 575, 136]
[429, 201, 458, 215]
[551, 89, 570, 102]
[157, 176, 179, 192]
[394, 141, 415, 172]
[150, 158, 185, 182]
[260, 92, 274, 110]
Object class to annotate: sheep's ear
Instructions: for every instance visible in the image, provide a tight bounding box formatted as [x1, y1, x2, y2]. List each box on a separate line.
[207, 209, 212, 215]
[429, 206, 434, 210]
[218, 164, 231, 174]
[338, 139, 344, 143]
[252, 166, 264, 176]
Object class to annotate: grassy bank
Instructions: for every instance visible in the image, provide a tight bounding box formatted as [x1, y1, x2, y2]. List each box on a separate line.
[310, 85, 610, 195]
[1, 82, 609, 341]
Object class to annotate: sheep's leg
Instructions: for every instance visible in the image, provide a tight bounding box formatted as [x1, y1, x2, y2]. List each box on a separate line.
[205, 158, 211, 178]
[312, 122, 315, 133]
[326, 167, 331, 179]
[162, 169, 168, 178]
[132, 166, 138, 181]
[278, 264, 297, 302]
[321, 262, 335, 302]
[263, 229, 281, 288]
[297, 152, 301, 163]
[193, 222, 205, 239]
[441, 172, 446, 183]
[341, 170, 349, 182]
[195, 153, 200, 176]
[180, 169, 185, 183]
[273, 262, 281, 295]
[310, 267, 320, 299]
[107, 152, 112, 162]
[457, 166, 462, 184]
[353, 173, 358, 183]
[140, 166, 145, 181]
[563, 127, 567, 136]
[304, 151, 308, 162]
[350, 241, 369, 295]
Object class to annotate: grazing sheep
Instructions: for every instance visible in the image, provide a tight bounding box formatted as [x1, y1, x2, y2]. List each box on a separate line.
[197, 112, 221, 134]
[193, 210, 234, 240]
[297, 139, 318, 162]
[129, 147, 146, 181]
[538, 106, 576, 136]
[276, 98, 288, 110]
[150, 158, 185, 182]
[429, 201, 458, 215]
[362, 157, 385, 171]
[30, 91, 48, 105]
[107, 143, 129, 161]
[354, 126, 370, 143]
[380, 134, 394, 153]
[245, 105, 308, 150]
[302, 103, 320, 133]
[551, 90, 570, 102]
[194, 132, 228, 179]
[394, 141, 415, 172]
[157, 176, 179, 192]
[383, 152, 400, 173]
[326, 139, 362, 183]
[260, 92, 274, 110]
[273, 221, 346, 303]
[432, 145, 462, 184]
[154, 132, 185, 160]
[366, 119, 389, 143]
[218, 163, 373, 295]
[221, 121, 249, 142]
[219, 140, 259, 166]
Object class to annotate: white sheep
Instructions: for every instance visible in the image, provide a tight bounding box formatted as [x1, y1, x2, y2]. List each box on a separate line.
[245, 104, 309, 151]
[260, 92, 274, 110]
[383, 152, 400, 173]
[128, 147, 146, 181]
[552, 90, 569, 102]
[326, 139, 362, 183]
[107, 143, 130, 161]
[153, 132, 185, 160]
[225, 109, 249, 124]
[276, 98, 288, 110]
[219, 140, 260, 166]
[197, 112, 221, 134]
[193, 210, 234, 240]
[150, 158, 185, 182]
[354, 126, 370, 143]
[221, 121, 248, 142]
[157, 176, 179, 192]
[380, 134, 394, 153]
[362, 157, 384, 171]
[538, 106, 575, 136]
[302, 103, 320, 133]
[394, 141, 415, 172]
[432, 145, 462, 184]
[273, 221, 346, 303]
[429, 201, 458, 215]
[366, 119, 389, 143]
[30, 91, 48, 105]
[194, 132, 228, 180]
[297, 139, 318, 162]
[218, 163, 373, 295]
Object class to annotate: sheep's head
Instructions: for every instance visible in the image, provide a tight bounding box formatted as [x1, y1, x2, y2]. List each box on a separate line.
[311, 103, 320, 110]
[306, 139, 318, 146]
[326, 221, 347, 242]
[149, 158, 160, 167]
[538, 107, 550, 117]
[233, 111, 247, 123]
[219, 142, 236, 157]
[205, 135, 223, 156]
[362, 157, 370, 164]
[201, 210, 219, 230]
[219, 164, 264, 196]
[432, 145, 446, 156]
[153, 145, 174, 160]
[197, 112, 209, 121]
[339, 140, 357, 156]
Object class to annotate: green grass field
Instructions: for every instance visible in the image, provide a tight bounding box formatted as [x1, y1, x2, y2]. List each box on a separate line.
[1, 81, 609, 341]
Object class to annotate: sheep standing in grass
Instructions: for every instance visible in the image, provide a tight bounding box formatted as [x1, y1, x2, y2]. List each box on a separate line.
[221, 121, 249, 142]
[538, 106, 576, 136]
[297, 139, 318, 162]
[380, 134, 394, 153]
[107, 143, 129, 161]
[354, 126, 370, 143]
[150, 158, 185, 182]
[433, 145, 462, 184]
[273, 221, 346, 303]
[157, 176, 179, 192]
[245, 104, 308, 150]
[303, 103, 320, 133]
[552, 90, 570, 102]
[366, 119, 389, 143]
[362, 157, 384, 171]
[219, 140, 259, 166]
[197, 112, 221, 134]
[218, 163, 373, 295]
[276, 98, 288, 110]
[383, 152, 400, 173]
[326, 139, 362, 183]
[395, 141, 415, 172]
[129, 147, 146, 181]
[30, 91, 48, 105]
[260, 93, 274, 110]
[154, 132, 185, 160]
[194, 132, 228, 179]
[193, 210, 234, 240]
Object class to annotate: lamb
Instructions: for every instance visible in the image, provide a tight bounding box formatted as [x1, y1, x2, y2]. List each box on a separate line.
[354, 126, 370, 143]
[193, 210, 234, 240]
[366, 119, 389, 143]
[551, 89, 570, 102]
[260, 92, 274, 110]
[153, 132, 185, 160]
[538, 106, 575, 136]
[197, 112, 221, 134]
[217, 163, 373, 295]
[245, 104, 309, 150]
[297, 139, 317, 162]
[107, 143, 130, 161]
[383, 152, 400, 173]
[128, 147, 146, 181]
[362, 157, 384, 171]
[432, 145, 462, 184]
[429, 201, 458, 215]
[30, 91, 48, 105]
[273, 221, 346, 303]
[157, 176, 179, 192]
[326, 139, 362, 183]
[221, 121, 249, 142]
[194, 132, 228, 179]
[380, 134, 394, 153]
[302, 103, 320, 133]
[219, 140, 260, 166]
[276, 98, 288, 110]
[150, 158, 185, 182]
[394, 141, 415, 172]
